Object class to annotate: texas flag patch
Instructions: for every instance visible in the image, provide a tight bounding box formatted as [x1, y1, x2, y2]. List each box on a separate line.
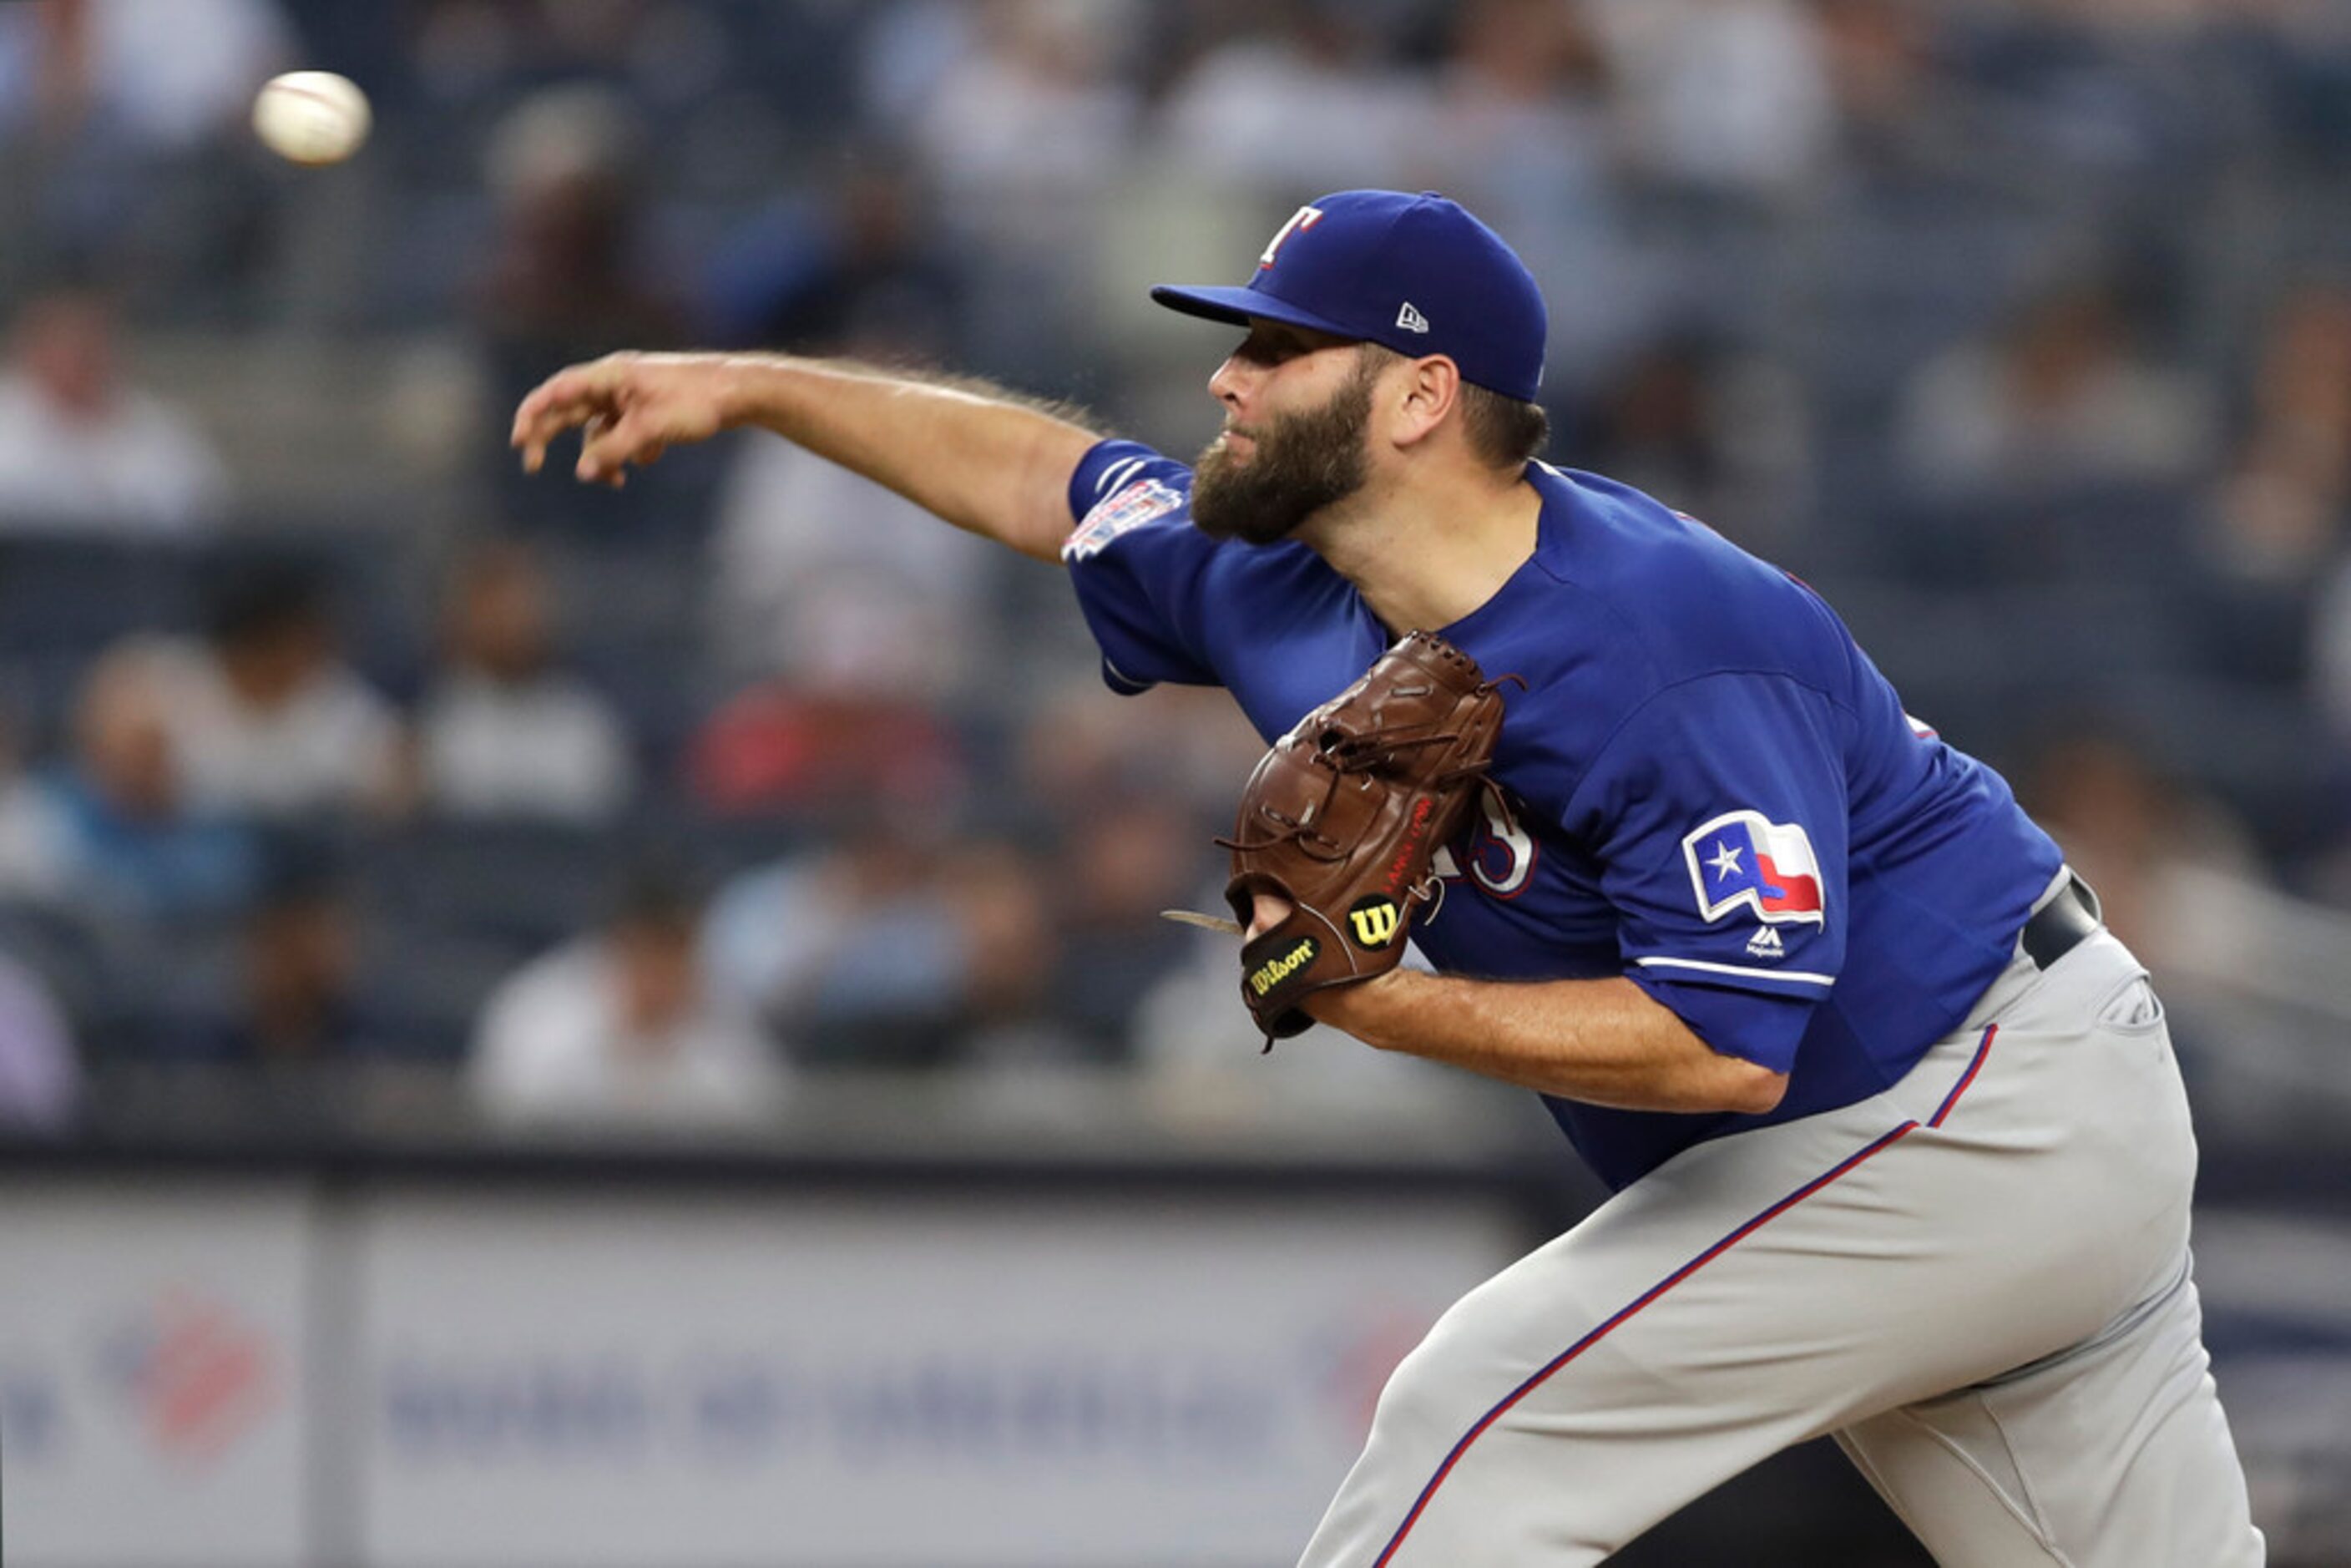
[1063, 478, 1182, 562]
[1682, 811, 1826, 925]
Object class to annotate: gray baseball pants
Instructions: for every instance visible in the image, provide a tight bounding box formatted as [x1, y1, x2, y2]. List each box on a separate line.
[1298, 925, 2264, 1565]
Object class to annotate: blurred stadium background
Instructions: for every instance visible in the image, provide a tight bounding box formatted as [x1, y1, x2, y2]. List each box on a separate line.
[1, 0, 2348, 1563]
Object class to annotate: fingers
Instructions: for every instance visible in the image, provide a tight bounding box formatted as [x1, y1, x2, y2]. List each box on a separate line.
[1244, 890, 1295, 942]
[576, 404, 665, 486]
[508, 359, 624, 477]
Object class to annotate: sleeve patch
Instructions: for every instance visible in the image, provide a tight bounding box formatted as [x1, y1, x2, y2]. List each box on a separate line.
[1681, 810, 1826, 926]
[1064, 478, 1183, 562]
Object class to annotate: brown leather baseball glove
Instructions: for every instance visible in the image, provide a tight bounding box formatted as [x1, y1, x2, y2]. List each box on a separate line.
[1219, 630, 1509, 1041]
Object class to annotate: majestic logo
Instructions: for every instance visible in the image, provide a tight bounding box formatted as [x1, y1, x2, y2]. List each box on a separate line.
[1746, 925, 1785, 959]
[1682, 811, 1826, 926]
[1063, 477, 1182, 562]
[1395, 301, 1429, 333]
[1260, 205, 1326, 269]
[1347, 896, 1402, 949]
[1248, 938, 1319, 997]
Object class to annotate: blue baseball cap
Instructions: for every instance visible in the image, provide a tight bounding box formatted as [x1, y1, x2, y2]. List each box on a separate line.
[1150, 190, 1548, 403]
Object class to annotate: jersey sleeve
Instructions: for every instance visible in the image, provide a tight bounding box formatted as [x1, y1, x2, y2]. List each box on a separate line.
[1562, 672, 1851, 1073]
[1060, 439, 1221, 692]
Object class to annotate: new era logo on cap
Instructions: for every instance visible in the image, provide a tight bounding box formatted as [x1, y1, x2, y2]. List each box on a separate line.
[1148, 190, 1549, 403]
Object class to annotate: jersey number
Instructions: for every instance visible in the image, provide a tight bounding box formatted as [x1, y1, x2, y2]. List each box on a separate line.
[1431, 790, 1535, 898]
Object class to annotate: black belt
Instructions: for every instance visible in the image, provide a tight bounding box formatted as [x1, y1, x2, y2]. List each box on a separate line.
[2019, 873, 2101, 970]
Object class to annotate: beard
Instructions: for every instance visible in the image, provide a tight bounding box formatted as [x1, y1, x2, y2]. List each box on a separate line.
[1190, 358, 1376, 545]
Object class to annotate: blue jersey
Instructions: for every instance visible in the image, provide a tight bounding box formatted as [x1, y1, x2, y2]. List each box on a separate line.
[1063, 441, 2064, 1189]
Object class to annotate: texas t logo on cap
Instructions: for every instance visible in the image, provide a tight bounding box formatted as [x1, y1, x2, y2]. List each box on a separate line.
[1261, 205, 1325, 268]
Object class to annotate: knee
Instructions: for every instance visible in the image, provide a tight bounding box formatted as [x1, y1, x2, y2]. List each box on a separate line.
[1363, 1326, 1481, 1459]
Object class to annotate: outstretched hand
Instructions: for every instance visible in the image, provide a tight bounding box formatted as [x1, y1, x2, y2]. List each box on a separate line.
[509, 352, 733, 488]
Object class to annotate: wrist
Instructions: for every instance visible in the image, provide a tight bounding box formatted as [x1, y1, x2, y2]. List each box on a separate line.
[1307, 967, 1418, 1045]
[710, 355, 764, 430]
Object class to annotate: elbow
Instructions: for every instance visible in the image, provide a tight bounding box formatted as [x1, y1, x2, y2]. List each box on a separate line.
[1715, 1059, 1789, 1115]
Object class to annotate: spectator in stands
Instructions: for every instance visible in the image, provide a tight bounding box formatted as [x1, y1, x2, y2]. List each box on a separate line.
[416, 539, 635, 822]
[1422, 0, 1636, 395]
[19, 0, 291, 155]
[474, 83, 688, 533]
[151, 561, 407, 821]
[2015, 728, 2263, 974]
[2207, 281, 2351, 585]
[1587, 0, 1837, 201]
[0, 946, 77, 1133]
[2179, 282, 2351, 694]
[476, 81, 682, 360]
[1576, 329, 1812, 544]
[1158, 0, 1429, 199]
[1957, 0, 2212, 196]
[698, 156, 995, 697]
[1006, 679, 1272, 1062]
[936, 840, 1069, 1066]
[0, 642, 260, 919]
[703, 432, 999, 698]
[698, 152, 960, 357]
[0, 285, 230, 532]
[899, 0, 1140, 383]
[159, 843, 387, 1068]
[1049, 791, 1203, 1060]
[1015, 675, 1266, 822]
[1813, 0, 1951, 165]
[1894, 274, 2218, 501]
[686, 659, 965, 819]
[704, 813, 1063, 1069]
[470, 867, 784, 1128]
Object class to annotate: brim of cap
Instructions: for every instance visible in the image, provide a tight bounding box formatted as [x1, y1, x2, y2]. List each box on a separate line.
[1149, 284, 1358, 341]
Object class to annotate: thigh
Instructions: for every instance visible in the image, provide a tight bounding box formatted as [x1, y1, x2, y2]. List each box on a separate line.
[1293, 1146, 1865, 1567]
[1296, 1055, 2068, 1567]
[1837, 1262, 2265, 1568]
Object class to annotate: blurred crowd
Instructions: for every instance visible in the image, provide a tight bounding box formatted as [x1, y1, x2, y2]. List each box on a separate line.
[1, 0, 2349, 1143]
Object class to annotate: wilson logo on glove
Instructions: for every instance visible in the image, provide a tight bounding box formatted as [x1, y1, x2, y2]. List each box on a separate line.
[1348, 897, 1403, 949]
[1249, 938, 1321, 998]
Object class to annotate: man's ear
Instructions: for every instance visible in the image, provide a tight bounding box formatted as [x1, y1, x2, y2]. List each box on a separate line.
[1388, 354, 1463, 452]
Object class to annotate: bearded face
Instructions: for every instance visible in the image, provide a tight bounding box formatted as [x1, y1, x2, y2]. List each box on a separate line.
[1191, 349, 1379, 545]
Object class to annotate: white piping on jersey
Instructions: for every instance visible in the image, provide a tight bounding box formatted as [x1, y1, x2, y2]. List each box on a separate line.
[1095, 457, 1150, 498]
[1100, 652, 1154, 692]
[1634, 956, 1836, 987]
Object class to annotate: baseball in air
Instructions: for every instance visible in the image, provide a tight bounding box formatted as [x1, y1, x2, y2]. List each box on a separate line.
[252, 71, 371, 165]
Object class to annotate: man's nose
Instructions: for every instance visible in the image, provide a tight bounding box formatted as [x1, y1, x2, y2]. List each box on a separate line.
[1208, 353, 1252, 411]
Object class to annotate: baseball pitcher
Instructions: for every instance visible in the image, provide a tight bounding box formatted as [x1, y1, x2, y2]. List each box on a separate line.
[512, 189, 2263, 1565]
